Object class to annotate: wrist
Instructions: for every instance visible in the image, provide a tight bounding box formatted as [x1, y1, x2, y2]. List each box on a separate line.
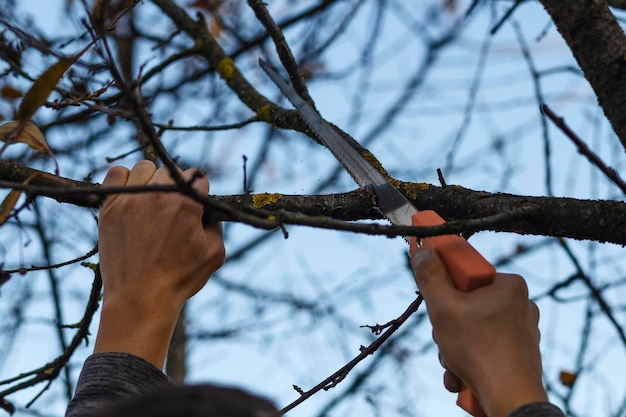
[476, 370, 547, 417]
[94, 295, 182, 369]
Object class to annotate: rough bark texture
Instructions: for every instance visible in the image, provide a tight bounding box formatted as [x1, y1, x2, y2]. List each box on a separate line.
[1, 160, 624, 245]
[540, 0, 626, 151]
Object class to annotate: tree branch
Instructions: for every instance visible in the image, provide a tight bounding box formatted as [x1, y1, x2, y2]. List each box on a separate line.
[540, 0, 626, 151]
[1, 160, 624, 244]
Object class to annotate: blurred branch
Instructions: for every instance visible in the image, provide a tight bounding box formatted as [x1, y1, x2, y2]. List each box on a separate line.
[247, 0, 313, 104]
[0, 267, 102, 406]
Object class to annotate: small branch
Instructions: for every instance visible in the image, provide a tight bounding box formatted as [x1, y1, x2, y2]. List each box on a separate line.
[274, 294, 424, 417]
[247, 0, 313, 104]
[557, 239, 626, 348]
[0, 266, 102, 402]
[542, 104, 626, 195]
[490, 0, 525, 35]
[242, 155, 250, 194]
[269, 205, 539, 239]
[436, 168, 447, 188]
[153, 115, 261, 132]
[3, 245, 98, 275]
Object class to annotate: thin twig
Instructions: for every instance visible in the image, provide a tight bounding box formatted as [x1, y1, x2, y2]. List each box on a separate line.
[273, 294, 424, 417]
[3, 245, 98, 275]
[437, 168, 447, 188]
[542, 104, 626, 195]
[0, 267, 102, 402]
[247, 0, 313, 104]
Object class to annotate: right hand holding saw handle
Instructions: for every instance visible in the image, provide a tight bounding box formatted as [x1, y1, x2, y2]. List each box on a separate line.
[410, 210, 548, 417]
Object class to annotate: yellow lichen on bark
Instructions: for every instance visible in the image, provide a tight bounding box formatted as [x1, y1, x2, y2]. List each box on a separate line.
[362, 151, 401, 188]
[256, 104, 272, 121]
[217, 57, 235, 80]
[401, 182, 429, 200]
[252, 193, 283, 208]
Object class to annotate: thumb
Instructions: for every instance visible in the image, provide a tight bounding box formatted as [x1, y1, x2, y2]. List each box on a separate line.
[410, 248, 455, 300]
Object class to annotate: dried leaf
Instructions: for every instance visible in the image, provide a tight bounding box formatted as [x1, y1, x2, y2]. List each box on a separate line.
[1, 85, 23, 99]
[559, 370, 578, 387]
[17, 58, 73, 122]
[0, 120, 50, 152]
[0, 173, 41, 226]
[209, 18, 224, 38]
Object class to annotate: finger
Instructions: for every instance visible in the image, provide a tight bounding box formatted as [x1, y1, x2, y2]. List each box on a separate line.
[495, 273, 529, 298]
[410, 248, 455, 300]
[102, 165, 130, 188]
[149, 167, 174, 186]
[126, 160, 158, 186]
[443, 370, 462, 393]
[181, 168, 209, 196]
[529, 300, 540, 325]
[529, 300, 541, 343]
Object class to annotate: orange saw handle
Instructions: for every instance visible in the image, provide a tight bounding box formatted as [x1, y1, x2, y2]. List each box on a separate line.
[409, 210, 496, 417]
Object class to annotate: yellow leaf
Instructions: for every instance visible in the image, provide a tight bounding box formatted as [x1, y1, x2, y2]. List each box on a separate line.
[0, 121, 50, 152]
[17, 58, 73, 122]
[0, 189, 22, 226]
[0, 173, 41, 226]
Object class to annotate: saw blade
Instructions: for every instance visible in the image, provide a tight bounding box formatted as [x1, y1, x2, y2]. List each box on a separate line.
[259, 58, 418, 228]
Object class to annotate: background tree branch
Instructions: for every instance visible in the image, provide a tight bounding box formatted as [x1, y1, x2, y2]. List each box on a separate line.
[1, 1, 625, 416]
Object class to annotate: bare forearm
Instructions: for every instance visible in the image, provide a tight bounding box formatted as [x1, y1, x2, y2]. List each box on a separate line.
[94, 298, 182, 369]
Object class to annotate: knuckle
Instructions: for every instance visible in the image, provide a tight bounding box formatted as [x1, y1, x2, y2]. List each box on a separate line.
[503, 273, 529, 297]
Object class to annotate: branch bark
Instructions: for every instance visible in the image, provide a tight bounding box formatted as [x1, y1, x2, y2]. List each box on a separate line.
[540, 0, 626, 151]
[1, 160, 624, 245]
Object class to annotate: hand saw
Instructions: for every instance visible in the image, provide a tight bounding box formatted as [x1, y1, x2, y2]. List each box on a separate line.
[260, 58, 495, 417]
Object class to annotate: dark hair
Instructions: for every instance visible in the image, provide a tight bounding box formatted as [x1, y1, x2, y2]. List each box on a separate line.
[93, 384, 278, 417]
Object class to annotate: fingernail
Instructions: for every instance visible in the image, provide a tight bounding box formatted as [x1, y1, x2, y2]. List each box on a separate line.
[410, 248, 433, 269]
[448, 377, 461, 393]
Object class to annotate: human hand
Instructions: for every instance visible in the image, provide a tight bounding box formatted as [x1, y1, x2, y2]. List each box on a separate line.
[411, 248, 547, 417]
[94, 160, 225, 368]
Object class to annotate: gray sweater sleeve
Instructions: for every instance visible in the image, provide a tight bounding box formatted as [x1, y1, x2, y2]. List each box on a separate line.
[507, 402, 566, 417]
[65, 352, 173, 417]
[66, 353, 564, 417]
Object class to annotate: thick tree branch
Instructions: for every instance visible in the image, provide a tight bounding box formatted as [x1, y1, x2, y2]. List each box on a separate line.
[540, 0, 626, 151]
[1, 160, 624, 244]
